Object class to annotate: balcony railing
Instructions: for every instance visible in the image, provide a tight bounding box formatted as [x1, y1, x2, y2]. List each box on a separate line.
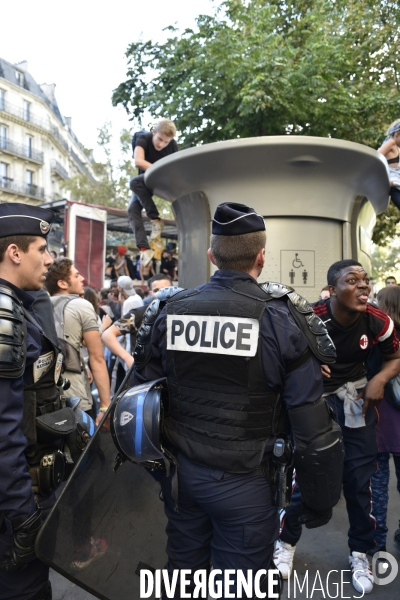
[0, 176, 45, 199]
[0, 138, 44, 163]
[0, 99, 68, 151]
[51, 159, 69, 180]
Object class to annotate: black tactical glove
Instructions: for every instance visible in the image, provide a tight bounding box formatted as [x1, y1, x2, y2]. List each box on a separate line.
[0, 508, 42, 572]
[298, 507, 332, 529]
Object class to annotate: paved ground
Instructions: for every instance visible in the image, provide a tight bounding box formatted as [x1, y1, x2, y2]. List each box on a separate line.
[50, 460, 400, 599]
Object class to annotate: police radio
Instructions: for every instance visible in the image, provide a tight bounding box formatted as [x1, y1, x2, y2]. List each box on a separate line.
[273, 437, 294, 509]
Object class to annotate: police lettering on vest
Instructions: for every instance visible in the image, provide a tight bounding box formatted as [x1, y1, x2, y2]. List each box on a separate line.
[166, 315, 259, 356]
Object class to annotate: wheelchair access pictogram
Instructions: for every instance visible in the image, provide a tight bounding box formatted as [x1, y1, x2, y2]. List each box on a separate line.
[281, 251, 315, 288]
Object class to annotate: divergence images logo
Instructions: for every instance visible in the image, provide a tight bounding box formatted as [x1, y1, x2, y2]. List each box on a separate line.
[372, 551, 398, 586]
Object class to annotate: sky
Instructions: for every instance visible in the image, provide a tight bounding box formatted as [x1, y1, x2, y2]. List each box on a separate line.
[1, 0, 216, 160]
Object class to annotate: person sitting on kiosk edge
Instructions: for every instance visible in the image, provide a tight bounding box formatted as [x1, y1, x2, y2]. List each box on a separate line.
[127, 119, 178, 268]
[132, 202, 344, 599]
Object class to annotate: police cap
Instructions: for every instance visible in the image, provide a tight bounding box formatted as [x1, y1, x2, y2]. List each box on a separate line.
[0, 203, 53, 238]
[212, 202, 265, 235]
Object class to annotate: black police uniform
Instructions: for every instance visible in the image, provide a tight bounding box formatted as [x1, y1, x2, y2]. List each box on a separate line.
[0, 204, 65, 600]
[133, 203, 344, 598]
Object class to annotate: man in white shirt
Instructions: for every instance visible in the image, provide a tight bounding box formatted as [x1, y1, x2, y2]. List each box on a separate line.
[117, 275, 144, 314]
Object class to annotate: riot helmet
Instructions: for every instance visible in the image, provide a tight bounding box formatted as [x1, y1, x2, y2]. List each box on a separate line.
[111, 378, 167, 468]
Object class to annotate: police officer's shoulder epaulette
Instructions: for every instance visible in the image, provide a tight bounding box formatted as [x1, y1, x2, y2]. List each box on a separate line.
[258, 281, 292, 299]
[286, 291, 336, 364]
[134, 286, 187, 370]
[259, 282, 336, 364]
[0, 284, 27, 378]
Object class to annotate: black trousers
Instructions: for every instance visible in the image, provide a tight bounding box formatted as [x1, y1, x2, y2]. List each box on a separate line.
[0, 494, 55, 600]
[127, 174, 160, 249]
[280, 393, 378, 553]
[159, 452, 279, 599]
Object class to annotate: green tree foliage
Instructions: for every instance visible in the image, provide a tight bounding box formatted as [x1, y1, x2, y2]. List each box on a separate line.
[112, 0, 400, 148]
[112, 0, 400, 243]
[371, 237, 400, 283]
[62, 124, 174, 218]
[61, 124, 136, 209]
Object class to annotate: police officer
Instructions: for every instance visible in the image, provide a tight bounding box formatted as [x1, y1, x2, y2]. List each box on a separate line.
[0, 203, 61, 600]
[133, 202, 344, 598]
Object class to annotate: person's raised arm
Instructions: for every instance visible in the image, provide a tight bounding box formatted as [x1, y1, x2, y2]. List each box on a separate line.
[82, 330, 111, 424]
[102, 325, 134, 368]
[378, 137, 396, 158]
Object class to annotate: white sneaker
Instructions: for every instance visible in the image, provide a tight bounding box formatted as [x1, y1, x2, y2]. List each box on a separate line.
[150, 218, 164, 240]
[140, 248, 154, 267]
[273, 539, 296, 579]
[349, 552, 374, 594]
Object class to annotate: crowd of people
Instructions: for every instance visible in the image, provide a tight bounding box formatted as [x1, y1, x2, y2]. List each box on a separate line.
[105, 243, 178, 286]
[2, 115, 400, 600]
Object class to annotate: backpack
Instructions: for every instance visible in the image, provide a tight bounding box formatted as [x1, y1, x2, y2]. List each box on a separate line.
[131, 130, 150, 156]
[51, 296, 84, 374]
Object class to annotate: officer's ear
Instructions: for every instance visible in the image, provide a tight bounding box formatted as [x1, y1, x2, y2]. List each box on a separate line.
[5, 243, 23, 265]
[207, 248, 217, 266]
[328, 284, 336, 297]
[256, 247, 265, 268]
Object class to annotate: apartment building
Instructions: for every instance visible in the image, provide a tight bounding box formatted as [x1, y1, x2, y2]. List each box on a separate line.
[0, 57, 95, 205]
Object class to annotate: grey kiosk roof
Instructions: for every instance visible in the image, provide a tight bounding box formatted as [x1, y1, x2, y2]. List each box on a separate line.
[146, 136, 390, 221]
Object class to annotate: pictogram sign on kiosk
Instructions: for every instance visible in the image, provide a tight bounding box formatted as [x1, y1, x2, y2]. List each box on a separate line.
[280, 250, 315, 288]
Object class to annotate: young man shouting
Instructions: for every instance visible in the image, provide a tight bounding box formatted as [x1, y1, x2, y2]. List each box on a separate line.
[275, 259, 400, 595]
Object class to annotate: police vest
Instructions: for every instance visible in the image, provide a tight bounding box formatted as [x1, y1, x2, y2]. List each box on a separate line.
[23, 324, 64, 466]
[134, 282, 336, 473]
[0, 285, 64, 466]
[163, 284, 282, 473]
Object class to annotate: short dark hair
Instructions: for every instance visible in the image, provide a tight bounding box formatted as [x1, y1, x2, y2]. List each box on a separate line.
[327, 260, 362, 286]
[210, 230, 266, 271]
[148, 273, 172, 289]
[385, 276, 397, 284]
[45, 258, 73, 296]
[0, 235, 37, 263]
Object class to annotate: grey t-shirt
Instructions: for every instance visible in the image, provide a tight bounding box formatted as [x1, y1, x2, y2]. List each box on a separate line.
[51, 295, 99, 411]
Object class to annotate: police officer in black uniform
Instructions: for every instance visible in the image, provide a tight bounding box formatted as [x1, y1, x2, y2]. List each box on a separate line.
[0, 203, 64, 600]
[133, 202, 344, 598]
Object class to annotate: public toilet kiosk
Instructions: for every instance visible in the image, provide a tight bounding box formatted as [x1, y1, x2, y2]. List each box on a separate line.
[35, 136, 391, 600]
[146, 136, 390, 299]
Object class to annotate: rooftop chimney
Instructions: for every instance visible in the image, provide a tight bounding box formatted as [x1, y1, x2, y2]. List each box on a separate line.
[14, 60, 28, 72]
[40, 83, 56, 102]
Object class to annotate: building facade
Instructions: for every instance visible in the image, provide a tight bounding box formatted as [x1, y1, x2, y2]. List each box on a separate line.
[0, 57, 94, 205]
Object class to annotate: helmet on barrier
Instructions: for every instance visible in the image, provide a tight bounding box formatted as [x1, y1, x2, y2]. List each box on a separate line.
[110, 378, 167, 467]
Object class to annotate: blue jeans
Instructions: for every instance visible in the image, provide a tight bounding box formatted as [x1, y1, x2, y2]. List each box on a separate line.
[391, 186, 400, 211]
[371, 452, 400, 546]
